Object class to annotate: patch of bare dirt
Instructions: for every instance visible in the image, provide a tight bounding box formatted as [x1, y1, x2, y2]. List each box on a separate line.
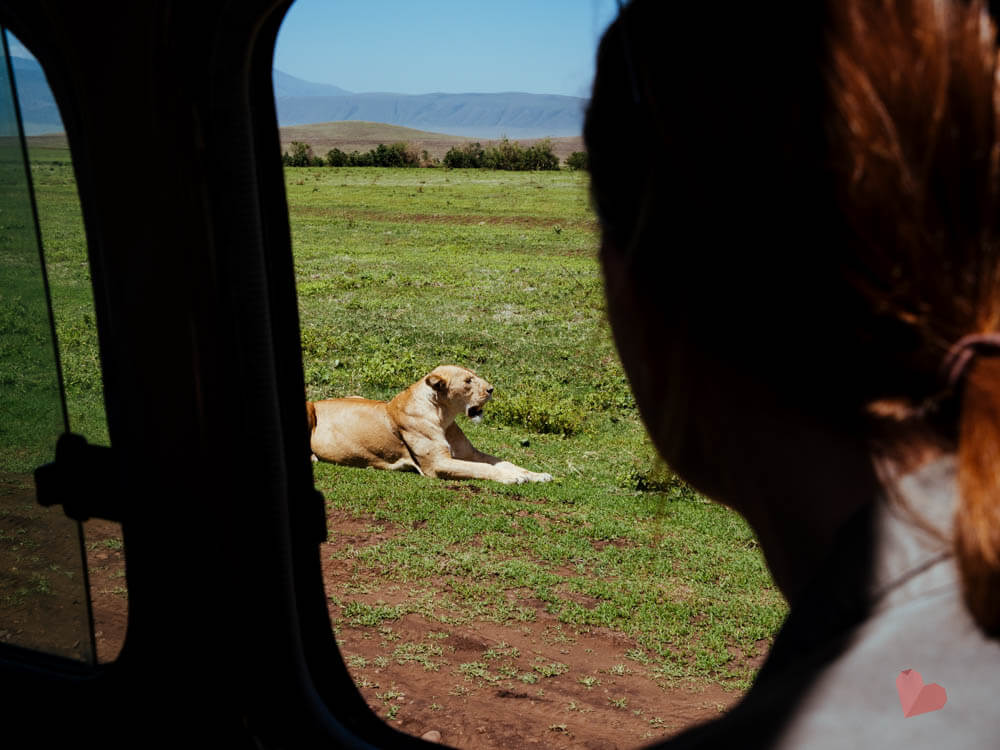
[76, 503, 755, 748]
[331, 608, 739, 749]
[321, 508, 752, 749]
[0, 472, 96, 660]
[82, 517, 128, 663]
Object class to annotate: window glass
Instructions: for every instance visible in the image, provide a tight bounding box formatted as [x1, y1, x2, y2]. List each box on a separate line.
[0, 30, 93, 662]
[0, 30, 125, 664]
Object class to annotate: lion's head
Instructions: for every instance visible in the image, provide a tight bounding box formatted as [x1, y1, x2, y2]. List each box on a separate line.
[425, 365, 494, 422]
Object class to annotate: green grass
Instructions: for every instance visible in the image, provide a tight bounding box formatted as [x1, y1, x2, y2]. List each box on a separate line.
[26, 147, 108, 447]
[25, 158, 787, 689]
[288, 166, 787, 688]
[0, 140, 68, 472]
[0, 145, 92, 471]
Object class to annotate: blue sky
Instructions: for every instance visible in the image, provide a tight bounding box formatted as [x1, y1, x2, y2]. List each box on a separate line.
[7, 36, 32, 60]
[274, 0, 620, 98]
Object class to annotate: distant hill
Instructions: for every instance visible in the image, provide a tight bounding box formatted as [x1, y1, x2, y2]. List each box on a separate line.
[279, 121, 585, 163]
[272, 69, 352, 98]
[8, 59, 586, 141]
[280, 121, 467, 150]
[9, 56, 62, 135]
[24, 122, 585, 165]
[275, 88, 585, 140]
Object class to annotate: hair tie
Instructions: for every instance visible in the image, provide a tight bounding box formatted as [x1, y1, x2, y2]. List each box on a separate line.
[941, 333, 1000, 390]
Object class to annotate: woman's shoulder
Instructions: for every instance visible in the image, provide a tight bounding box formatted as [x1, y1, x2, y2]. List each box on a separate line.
[660, 583, 1000, 748]
[656, 456, 1000, 748]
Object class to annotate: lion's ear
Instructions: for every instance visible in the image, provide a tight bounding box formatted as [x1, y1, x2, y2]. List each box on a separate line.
[426, 374, 448, 393]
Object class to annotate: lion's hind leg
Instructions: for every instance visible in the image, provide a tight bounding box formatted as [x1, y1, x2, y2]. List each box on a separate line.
[381, 457, 423, 475]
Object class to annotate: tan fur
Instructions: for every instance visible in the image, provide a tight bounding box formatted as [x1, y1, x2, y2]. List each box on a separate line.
[307, 365, 553, 484]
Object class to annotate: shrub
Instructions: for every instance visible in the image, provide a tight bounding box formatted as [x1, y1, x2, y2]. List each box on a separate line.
[488, 389, 583, 435]
[371, 143, 396, 167]
[483, 138, 525, 170]
[565, 151, 588, 171]
[523, 139, 559, 170]
[283, 141, 314, 167]
[369, 142, 420, 167]
[445, 139, 558, 171]
[444, 142, 486, 168]
[616, 457, 695, 496]
[354, 149, 375, 167]
[401, 143, 422, 167]
[326, 148, 349, 167]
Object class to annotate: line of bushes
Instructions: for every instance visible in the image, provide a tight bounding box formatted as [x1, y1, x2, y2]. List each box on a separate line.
[282, 141, 422, 168]
[442, 138, 559, 170]
[282, 138, 588, 171]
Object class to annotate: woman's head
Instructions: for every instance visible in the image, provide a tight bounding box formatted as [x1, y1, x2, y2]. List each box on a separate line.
[588, 0, 1000, 632]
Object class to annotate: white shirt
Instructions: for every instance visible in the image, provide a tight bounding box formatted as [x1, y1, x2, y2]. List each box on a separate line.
[660, 456, 1000, 748]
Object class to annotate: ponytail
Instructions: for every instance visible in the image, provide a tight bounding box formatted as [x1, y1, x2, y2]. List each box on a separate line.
[956, 356, 1000, 633]
[827, 0, 1000, 636]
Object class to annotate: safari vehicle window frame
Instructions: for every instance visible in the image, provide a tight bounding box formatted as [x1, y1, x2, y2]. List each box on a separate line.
[0, 1, 434, 746]
[0, 26, 100, 666]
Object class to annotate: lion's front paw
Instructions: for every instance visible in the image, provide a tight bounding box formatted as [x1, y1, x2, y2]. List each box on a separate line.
[498, 473, 527, 485]
[493, 462, 552, 484]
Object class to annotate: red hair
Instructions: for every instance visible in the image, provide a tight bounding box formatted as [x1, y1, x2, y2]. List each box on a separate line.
[587, 0, 1000, 634]
[828, 0, 1000, 633]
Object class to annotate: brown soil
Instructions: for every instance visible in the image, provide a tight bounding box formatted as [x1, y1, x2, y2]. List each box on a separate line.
[322, 506, 755, 748]
[290, 206, 599, 233]
[0, 472, 95, 661]
[0, 474, 128, 664]
[82, 517, 128, 660]
[25, 126, 587, 165]
[333, 612, 740, 748]
[77, 505, 756, 749]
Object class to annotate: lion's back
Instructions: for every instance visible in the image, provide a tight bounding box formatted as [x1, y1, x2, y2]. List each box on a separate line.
[309, 397, 408, 467]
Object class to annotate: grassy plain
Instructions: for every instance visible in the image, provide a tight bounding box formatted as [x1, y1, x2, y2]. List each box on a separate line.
[287, 165, 787, 688]
[0, 138, 97, 662]
[20, 151, 786, 703]
[26, 141, 107, 446]
[0, 140, 68, 473]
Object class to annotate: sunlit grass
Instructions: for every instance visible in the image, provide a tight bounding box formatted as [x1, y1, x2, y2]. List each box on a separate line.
[28, 157, 787, 689]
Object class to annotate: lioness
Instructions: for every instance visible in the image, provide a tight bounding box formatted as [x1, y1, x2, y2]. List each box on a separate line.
[307, 365, 553, 484]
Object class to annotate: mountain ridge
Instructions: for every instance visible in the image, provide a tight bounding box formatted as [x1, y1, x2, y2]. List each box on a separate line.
[8, 59, 585, 139]
[275, 88, 585, 139]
